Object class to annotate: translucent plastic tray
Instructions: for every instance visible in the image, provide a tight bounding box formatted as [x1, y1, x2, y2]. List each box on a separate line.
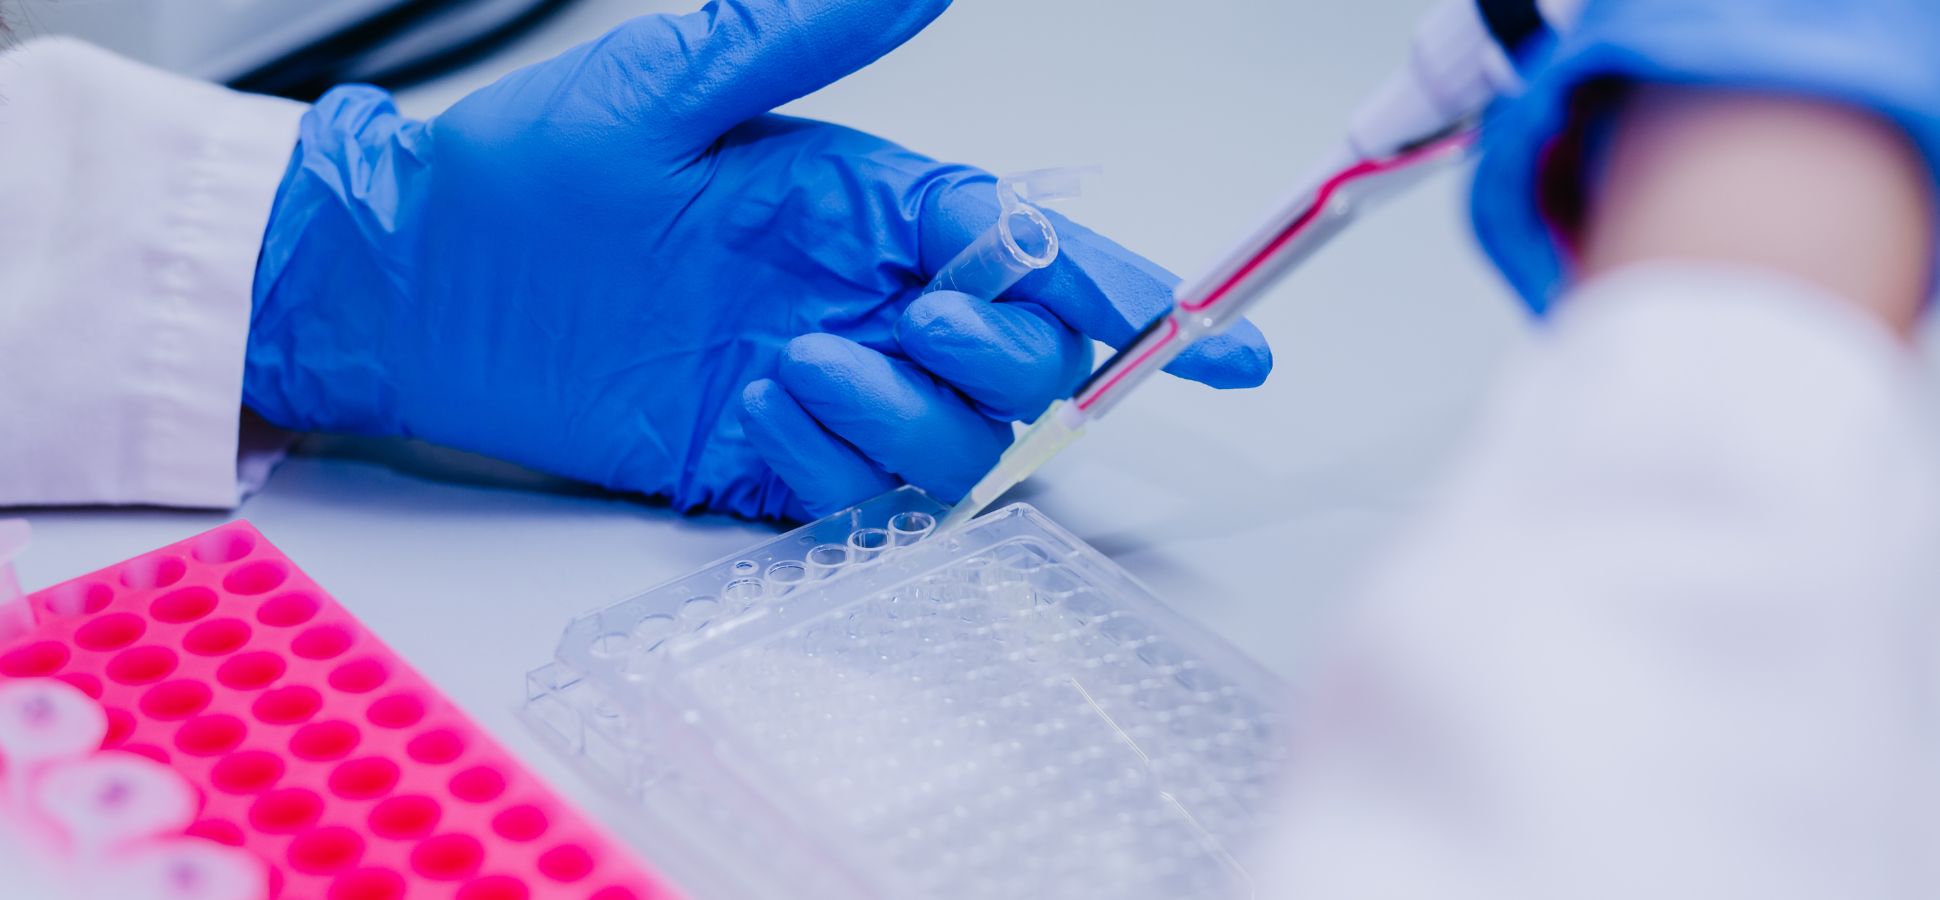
[524, 487, 1286, 900]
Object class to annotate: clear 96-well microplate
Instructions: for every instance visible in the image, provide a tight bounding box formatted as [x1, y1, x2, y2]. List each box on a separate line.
[524, 487, 1286, 900]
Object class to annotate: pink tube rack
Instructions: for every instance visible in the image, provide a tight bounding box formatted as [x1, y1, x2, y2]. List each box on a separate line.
[0, 520, 672, 900]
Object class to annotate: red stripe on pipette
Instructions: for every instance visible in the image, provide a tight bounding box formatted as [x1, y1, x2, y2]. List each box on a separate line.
[1075, 317, 1178, 412]
[1180, 133, 1473, 314]
[1073, 132, 1473, 413]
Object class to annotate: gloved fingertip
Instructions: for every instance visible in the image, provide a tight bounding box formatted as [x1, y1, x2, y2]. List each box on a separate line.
[738, 378, 783, 419]
[778, 332, 869, 380]
[894, 290, 976, 367]
[896, 292, 1091, 423]
[739, 378, 901, 518]
[1161, 319, 1273, 389]
[898, 290, 955, 334]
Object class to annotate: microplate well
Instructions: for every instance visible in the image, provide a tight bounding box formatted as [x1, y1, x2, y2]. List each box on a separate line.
[525, 487, 1286, 900]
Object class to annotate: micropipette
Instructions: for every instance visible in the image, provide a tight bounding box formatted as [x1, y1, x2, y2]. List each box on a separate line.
[936, 0, 1586, 532]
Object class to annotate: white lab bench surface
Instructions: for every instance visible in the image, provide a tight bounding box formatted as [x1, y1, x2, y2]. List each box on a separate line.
[10, 0, 1533, 862]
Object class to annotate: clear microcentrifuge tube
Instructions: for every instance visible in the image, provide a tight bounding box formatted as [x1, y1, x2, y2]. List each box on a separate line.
[923, 166, 1101, 301]
[0, 519, 33, 644]
[107, 838, 268, 900]
[0, 519, 27, 605]
[36, 754, 196, 853]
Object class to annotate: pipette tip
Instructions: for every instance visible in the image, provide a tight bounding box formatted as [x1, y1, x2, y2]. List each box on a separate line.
[935, 400, 1088, 535]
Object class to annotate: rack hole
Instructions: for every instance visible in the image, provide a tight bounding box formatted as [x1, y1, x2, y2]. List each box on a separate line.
[183, 618, 252, 656]
[253, 686, 324, 725]
[44, 582, 112, 616]
[175, 714, 248, 756]
[0, 641, 67, 677]
[329, 659, 389, 693]
[330, 757, 402, 800]
[368, 694, 425, 729]
[369, 795, 442, 840]
[107, 645, 178, 684]
[407, 728, 465, 764]
[217, 651, 286, 690]
[150, 586, 218, 623]
[192, 531, 256, 564]
[449, 766, 506, 803]
[223, 561, 288, 596]
[249, 788, 323, 833]
[120, 556, 186, 590]
[292, 624, 354, 659]
[75, 612, 145, 651]
[290, 720, 361, 761]
[257, 592, 320, 627]
[140, 680, 213, 720]
[410, 833, 484, 880]
[289, 826, 365, 875]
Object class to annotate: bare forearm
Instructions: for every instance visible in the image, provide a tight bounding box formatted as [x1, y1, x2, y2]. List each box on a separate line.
[1580, 85, 1934, 338]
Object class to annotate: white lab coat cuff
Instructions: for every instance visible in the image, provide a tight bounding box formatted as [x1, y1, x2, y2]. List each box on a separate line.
[0, 38, 307, 508]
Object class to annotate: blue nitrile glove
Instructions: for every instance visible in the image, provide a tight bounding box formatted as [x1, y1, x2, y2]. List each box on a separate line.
[1471, 0, 1940, 313]
[245, 0, 1272, 523]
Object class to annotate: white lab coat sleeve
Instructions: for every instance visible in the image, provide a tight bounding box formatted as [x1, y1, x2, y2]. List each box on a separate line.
[0, 37, 306, 508]
[1253, 262, 1940, 899]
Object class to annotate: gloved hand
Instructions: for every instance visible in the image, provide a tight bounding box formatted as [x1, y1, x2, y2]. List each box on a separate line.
[1470, 0, 1940, 313]
[246, 0, 1271, 522]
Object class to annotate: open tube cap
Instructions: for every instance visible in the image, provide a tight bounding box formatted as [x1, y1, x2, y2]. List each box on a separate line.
[995, 165, 1103, 269]
[998, 165, 1104, 205]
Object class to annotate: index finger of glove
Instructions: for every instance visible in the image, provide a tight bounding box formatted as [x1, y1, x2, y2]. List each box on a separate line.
[777, 333, 1012, 502]
[920, 180, 1273, 390]
[600, 0, 951, 149]
[898, 291, 1092, 421]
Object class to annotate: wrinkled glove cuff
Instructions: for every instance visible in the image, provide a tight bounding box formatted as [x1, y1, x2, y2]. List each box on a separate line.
[246, 84, 426, 436]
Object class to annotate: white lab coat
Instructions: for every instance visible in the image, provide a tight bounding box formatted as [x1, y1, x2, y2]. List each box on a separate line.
[0, 38, 304, 508]
[3, 37, 1936, 900]
[1253, 264, 1940, 898]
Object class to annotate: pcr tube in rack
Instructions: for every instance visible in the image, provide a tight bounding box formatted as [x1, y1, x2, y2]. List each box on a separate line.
[0, 519, 31, 643]
[922, 166, 1100, 301]
[0, 679, 106, 814]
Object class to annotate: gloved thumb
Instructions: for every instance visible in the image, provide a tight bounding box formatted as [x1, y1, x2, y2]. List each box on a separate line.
[598, 0, 952, 153]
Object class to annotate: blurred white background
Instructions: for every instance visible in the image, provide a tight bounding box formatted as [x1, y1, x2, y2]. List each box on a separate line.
[13, 0, 1533, 848]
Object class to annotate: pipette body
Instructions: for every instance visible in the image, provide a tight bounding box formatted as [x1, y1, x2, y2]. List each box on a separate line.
[936, 0, 1587, 532]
